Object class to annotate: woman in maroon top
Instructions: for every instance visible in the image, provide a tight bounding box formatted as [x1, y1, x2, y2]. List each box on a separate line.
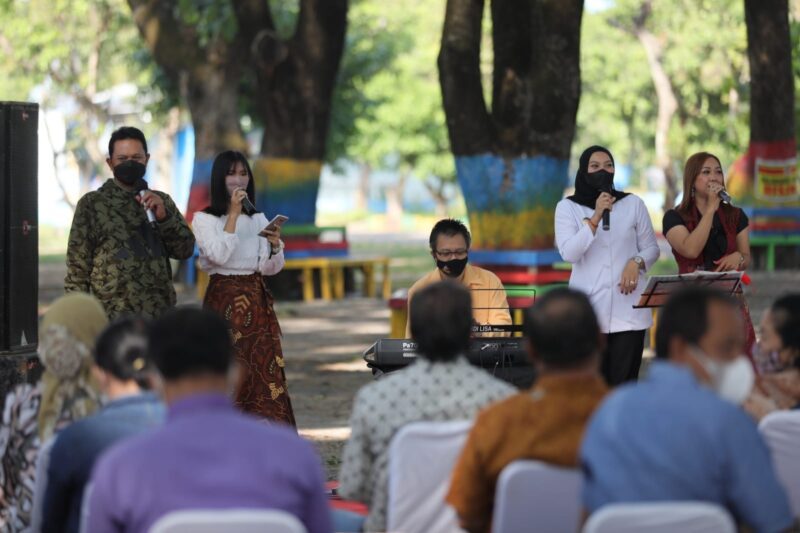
[662, 151, 755, 355]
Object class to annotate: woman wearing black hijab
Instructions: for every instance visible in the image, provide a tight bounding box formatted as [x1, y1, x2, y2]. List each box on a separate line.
[555, 146, 659, 385]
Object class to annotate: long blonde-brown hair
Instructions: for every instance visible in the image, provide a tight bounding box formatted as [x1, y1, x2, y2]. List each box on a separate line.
[676, 152, 735, 222]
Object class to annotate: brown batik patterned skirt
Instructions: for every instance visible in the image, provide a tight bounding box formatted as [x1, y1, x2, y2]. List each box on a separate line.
[203, 273, 296, 427]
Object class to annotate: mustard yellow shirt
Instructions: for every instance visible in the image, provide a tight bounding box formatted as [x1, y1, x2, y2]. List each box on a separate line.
[405, 264, 511, 338]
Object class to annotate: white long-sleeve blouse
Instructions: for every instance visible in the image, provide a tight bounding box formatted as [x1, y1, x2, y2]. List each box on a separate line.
[192, 212, 285, 276]
[554, 194, 660, 334]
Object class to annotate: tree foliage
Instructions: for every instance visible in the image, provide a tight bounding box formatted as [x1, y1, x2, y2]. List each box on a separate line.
[0, 0, 168, 198]
[579, 0, 752, 187]
[328, 0, 456, 210]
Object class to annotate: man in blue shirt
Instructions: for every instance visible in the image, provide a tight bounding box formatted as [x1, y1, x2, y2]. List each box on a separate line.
[581, 287, 795, 533]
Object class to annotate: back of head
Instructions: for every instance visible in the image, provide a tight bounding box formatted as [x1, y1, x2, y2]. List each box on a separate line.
[108, 126, 148, 157]
[39, 292, 110, 378]
[148, 307, 232, 380]
[523, 288, 600, 369]
[655, 286, 736, 359]
[410, 281, 472, 362]
[94, 317, 152, 389]
[771, 293, 800, 355]
[428, 218, 471, 251]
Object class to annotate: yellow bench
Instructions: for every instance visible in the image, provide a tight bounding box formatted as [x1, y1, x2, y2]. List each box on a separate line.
[196, 256, 391, 303]
[328, 256, 391, 300]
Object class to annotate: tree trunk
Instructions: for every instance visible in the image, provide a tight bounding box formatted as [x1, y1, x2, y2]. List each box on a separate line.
[438, 0, 583, 252]
[354, 163, 371, 212]
[745, 0, 795, 143]
[634, 24, 679, 209]
[439, 0, 493, 156]
[424, 178, 450, 217]
[385, 170, 408, 229]
[728, 0, 798, 205]
[127, 0, 248, 221]
[234, 0, 348, 224]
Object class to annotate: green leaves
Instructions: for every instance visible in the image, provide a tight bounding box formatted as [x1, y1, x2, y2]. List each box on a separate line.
[577, 0, 752, 180]
[327, 0, 455, 187]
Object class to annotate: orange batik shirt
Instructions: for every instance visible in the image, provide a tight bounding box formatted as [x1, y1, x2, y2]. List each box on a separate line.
[446, 374, 608, 533]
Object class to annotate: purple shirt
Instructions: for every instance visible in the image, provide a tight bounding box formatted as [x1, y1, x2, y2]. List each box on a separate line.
[84, 393, 331, 533]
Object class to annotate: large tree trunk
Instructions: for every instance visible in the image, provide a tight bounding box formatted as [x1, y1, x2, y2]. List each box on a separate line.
[439, 0, 583, 253]
[127, 0, 248, 222]
[234, 0, 348, 224]
[728, 0, 798, 206]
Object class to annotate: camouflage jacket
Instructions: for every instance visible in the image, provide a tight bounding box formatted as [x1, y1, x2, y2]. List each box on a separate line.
[64, 179, 195, 318]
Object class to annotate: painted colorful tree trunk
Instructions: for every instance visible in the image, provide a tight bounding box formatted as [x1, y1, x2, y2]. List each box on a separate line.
[438, 0, 583, 252]
[727, 0, 798, 207]
[234, 0, 348, 224]
[130, 1, 347, 225]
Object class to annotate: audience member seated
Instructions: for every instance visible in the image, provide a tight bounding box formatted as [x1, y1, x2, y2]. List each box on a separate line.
[0, 293, 108, 531]
[446, 288, 608, 533]
[746, 294, 800, 420]
[82, 307, 331, 533]
[581, 287, 795, 533]
[41, 317, 166, 533]
[339, 281, 515, 532]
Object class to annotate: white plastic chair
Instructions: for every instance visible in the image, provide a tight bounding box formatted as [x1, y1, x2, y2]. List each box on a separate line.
[386, 420, 472, 533]
[759, 409, 800, 516]
[582, 502, 736, 533]
[491, 460, 581, 533]
[148, 509, 307, 533]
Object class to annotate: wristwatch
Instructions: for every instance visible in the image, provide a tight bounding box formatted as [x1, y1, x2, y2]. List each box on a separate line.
[269, 239, 284, 258]
[631, 256, 646, 271]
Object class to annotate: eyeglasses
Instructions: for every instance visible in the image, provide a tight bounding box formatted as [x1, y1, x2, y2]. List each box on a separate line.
[435, 249, 468, 259]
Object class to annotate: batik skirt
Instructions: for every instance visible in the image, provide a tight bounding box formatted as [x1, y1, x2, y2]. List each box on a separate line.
[204, 272, 296, 427]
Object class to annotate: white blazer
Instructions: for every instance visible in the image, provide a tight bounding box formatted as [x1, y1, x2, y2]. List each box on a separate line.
[554, 194, 659, 333]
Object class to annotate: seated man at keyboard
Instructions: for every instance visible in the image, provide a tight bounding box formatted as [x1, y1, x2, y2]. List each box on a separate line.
[447, 288, 609, 533]
[339, 281, 514, 532]
[406, 219, 511, 337]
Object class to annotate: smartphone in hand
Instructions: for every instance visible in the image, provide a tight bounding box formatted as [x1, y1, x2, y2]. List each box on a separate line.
[259, 214, 289, 237]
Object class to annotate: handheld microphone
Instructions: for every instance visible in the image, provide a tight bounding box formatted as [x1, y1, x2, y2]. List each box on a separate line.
[241, 196, 257, 214]
[718, 190, 732, 204]
[601, 186, 611, 231]
[134, 178, 157, 226]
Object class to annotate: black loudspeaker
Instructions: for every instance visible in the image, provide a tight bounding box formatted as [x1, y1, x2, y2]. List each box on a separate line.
[0, 102, 38, 354]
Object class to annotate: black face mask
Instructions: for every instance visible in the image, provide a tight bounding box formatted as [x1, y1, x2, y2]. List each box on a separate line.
[113, 160, 147, 186]
[436, 256, 468, 278]
[584, 169, 614, 191]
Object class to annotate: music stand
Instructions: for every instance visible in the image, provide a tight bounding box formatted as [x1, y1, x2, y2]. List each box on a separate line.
[634, 271, 744, 309]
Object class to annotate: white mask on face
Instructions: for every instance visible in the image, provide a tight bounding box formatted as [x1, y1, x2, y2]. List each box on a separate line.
[225, 176, 249, 197]
[691, 346, 754, 405]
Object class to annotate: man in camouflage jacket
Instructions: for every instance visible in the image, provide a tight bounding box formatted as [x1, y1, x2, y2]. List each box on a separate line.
[65, 127, 195, 318]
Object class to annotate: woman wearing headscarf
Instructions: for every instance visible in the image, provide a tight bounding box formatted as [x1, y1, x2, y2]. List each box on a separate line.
[555, 146, 659, 386]
[0, 292, 108, 531]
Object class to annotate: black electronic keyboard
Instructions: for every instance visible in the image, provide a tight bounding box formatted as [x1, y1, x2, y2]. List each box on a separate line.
[363, 338, 535, 388]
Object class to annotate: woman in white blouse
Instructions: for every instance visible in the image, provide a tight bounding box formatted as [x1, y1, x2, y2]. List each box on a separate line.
[192, 151, 295, 426]
[555, 146, 659, 385]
